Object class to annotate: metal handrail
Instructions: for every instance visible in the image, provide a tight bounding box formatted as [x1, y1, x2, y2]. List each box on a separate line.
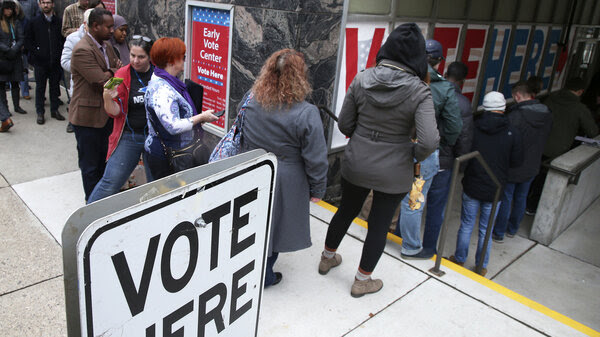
[429, 151, 502, 277]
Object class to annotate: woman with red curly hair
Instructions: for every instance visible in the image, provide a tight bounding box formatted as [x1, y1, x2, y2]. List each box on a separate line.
[144, 37, 218, 179]
[240, 49, 328, 287]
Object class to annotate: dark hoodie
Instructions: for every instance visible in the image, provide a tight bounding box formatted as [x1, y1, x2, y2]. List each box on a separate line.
[506, 99, 552, 182]
[376, 23, 427, 80]
[462, 111, 523, 202]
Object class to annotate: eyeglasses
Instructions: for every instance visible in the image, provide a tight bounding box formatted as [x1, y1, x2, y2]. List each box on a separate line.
[132, 35, 152, 43]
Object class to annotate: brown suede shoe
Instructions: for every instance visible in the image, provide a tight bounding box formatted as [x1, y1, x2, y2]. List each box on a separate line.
[448, 255, 464, 266]
[351, 278, 383, 298]
[0, 118, 13, 132]
[318, 254, 342, 275]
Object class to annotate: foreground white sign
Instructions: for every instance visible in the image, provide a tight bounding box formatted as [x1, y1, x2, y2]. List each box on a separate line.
[76, 159, 275, 337]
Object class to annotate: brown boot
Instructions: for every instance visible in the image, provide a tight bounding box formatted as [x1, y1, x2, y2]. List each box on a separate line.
[351, 278, 383, 298]
[318, 254, 342, 275]
[0, 118, 13, 132]
[448, 255, 464, 266]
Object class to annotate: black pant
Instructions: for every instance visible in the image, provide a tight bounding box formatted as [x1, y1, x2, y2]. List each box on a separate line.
[0, 81, 20, 110]
[34, 64, 61, 115]
[145, 153, 173, 180]
[73, 121, 112, 201]
[526, 156, 550, 212]
[325, 178, 406, 273]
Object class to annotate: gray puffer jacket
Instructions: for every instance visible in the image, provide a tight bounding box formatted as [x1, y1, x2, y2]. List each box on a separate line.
[339, 60, 439, 194]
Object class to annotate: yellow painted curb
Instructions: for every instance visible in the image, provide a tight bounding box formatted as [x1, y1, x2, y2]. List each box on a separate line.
[316, 200, 600, 337]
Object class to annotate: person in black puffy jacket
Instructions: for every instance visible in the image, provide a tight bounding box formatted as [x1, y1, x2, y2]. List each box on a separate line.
[492, 81, 552, 242]
[450, 91, 523, 276]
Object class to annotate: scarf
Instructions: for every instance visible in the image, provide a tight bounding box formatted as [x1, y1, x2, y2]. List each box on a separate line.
[154, 67, 198, 116]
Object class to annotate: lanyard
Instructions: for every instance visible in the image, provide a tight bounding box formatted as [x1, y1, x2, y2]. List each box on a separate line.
[9, 24, 15, 41]
[132, 65, 153, 88]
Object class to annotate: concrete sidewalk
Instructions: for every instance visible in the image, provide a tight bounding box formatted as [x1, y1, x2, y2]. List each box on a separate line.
[0, 85, 599, 336]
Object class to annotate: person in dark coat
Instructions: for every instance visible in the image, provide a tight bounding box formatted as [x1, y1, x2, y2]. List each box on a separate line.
[25, 0, 65, 125]
[240, 49, 328, 287]
[16, 0, 38, 101]
[526, 77, 599, 213]
[421, 61, 473, 257]
[450, 91, 523, 277]
[0, 0, 26, 119]
[492, 81, 552, 242]
[320, 23, 439, 297]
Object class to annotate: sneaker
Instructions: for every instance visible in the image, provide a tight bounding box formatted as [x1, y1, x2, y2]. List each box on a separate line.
[66, 123, 74, 133]
[351, 278, 383, 298]
[0, 118, 14, 132]
[318, 253, 342, 275]
[492, 234, 504, 243]
[525, 209, 536, 216]
[401, 250, 433, 260]
[448, 255, 464, 266]
[506, 232, 515, 238]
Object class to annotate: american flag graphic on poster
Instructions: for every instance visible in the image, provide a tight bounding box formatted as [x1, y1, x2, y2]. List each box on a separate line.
[332, 23, 388, 150]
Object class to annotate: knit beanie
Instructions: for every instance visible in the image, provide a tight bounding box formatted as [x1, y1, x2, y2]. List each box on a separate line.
[482, 91, 506, 111]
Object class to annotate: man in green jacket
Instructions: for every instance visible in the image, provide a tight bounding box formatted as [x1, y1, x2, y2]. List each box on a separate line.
[395, 39, 462, 259]
[527, 77, 599, 213]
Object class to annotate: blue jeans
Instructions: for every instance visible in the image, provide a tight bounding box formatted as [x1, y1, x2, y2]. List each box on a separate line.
[87, 132, 152, 204]
[395, 150, 439, 255]
[422, 169, 453, 255]
[493, 179, 533, 238]
[455, 192, 501, 268]
[20, 54, 29, 97]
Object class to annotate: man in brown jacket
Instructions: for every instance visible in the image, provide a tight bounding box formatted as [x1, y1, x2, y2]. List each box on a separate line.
[69, 8, 118, 201]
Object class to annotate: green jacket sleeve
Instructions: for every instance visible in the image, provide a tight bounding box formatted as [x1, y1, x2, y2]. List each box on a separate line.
[438, 83, 463, 146]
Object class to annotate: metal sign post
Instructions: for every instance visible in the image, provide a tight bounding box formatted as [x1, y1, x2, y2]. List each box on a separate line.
[63, 150, 276, 337]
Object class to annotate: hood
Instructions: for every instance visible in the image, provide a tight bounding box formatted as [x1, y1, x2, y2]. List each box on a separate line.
[509, 99, 551, 128]
[428, 65, 444, 82]
[376, 23, 427, 80]
[475, 111, 509, 135]
[544, 89, 580, 107]
[359, 65, 420, 108]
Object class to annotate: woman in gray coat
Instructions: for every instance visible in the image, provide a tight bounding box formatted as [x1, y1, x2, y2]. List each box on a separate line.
[241, 49, 328, 287]
[319, 23, 439, 297]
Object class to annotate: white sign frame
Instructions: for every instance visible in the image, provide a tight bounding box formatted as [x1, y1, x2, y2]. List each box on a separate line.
[63, 151, 276, 337]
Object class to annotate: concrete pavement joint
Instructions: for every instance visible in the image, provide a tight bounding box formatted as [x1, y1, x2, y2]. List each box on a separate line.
[490, 242, 538, 280]
[0, 274, 63, 297]
[341, 277, 431, 336]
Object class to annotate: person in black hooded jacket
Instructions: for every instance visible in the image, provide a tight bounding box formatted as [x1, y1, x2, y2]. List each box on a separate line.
[450, 91, 523, 276]
[492, 81, 552, 242]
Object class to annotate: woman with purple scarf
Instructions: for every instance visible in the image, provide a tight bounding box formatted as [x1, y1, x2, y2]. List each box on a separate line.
[144, 37, 217, 179]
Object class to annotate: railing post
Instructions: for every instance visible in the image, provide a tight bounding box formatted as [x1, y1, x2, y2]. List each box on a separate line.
[429, 151, 502, 278]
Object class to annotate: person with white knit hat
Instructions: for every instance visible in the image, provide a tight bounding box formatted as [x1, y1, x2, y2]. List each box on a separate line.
[448, 91, 523, 277]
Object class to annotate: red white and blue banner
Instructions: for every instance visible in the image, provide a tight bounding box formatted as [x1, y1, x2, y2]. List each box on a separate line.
[332, 23, 389, 149]
[186, 3, 233, 136]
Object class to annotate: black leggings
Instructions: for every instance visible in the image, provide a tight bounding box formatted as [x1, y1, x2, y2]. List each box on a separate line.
[325, 178, 406, 273]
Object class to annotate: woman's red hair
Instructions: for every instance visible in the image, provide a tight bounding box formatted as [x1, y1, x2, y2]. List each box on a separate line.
[251, 49, 312, 109]
[150, 37, 186, 69]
